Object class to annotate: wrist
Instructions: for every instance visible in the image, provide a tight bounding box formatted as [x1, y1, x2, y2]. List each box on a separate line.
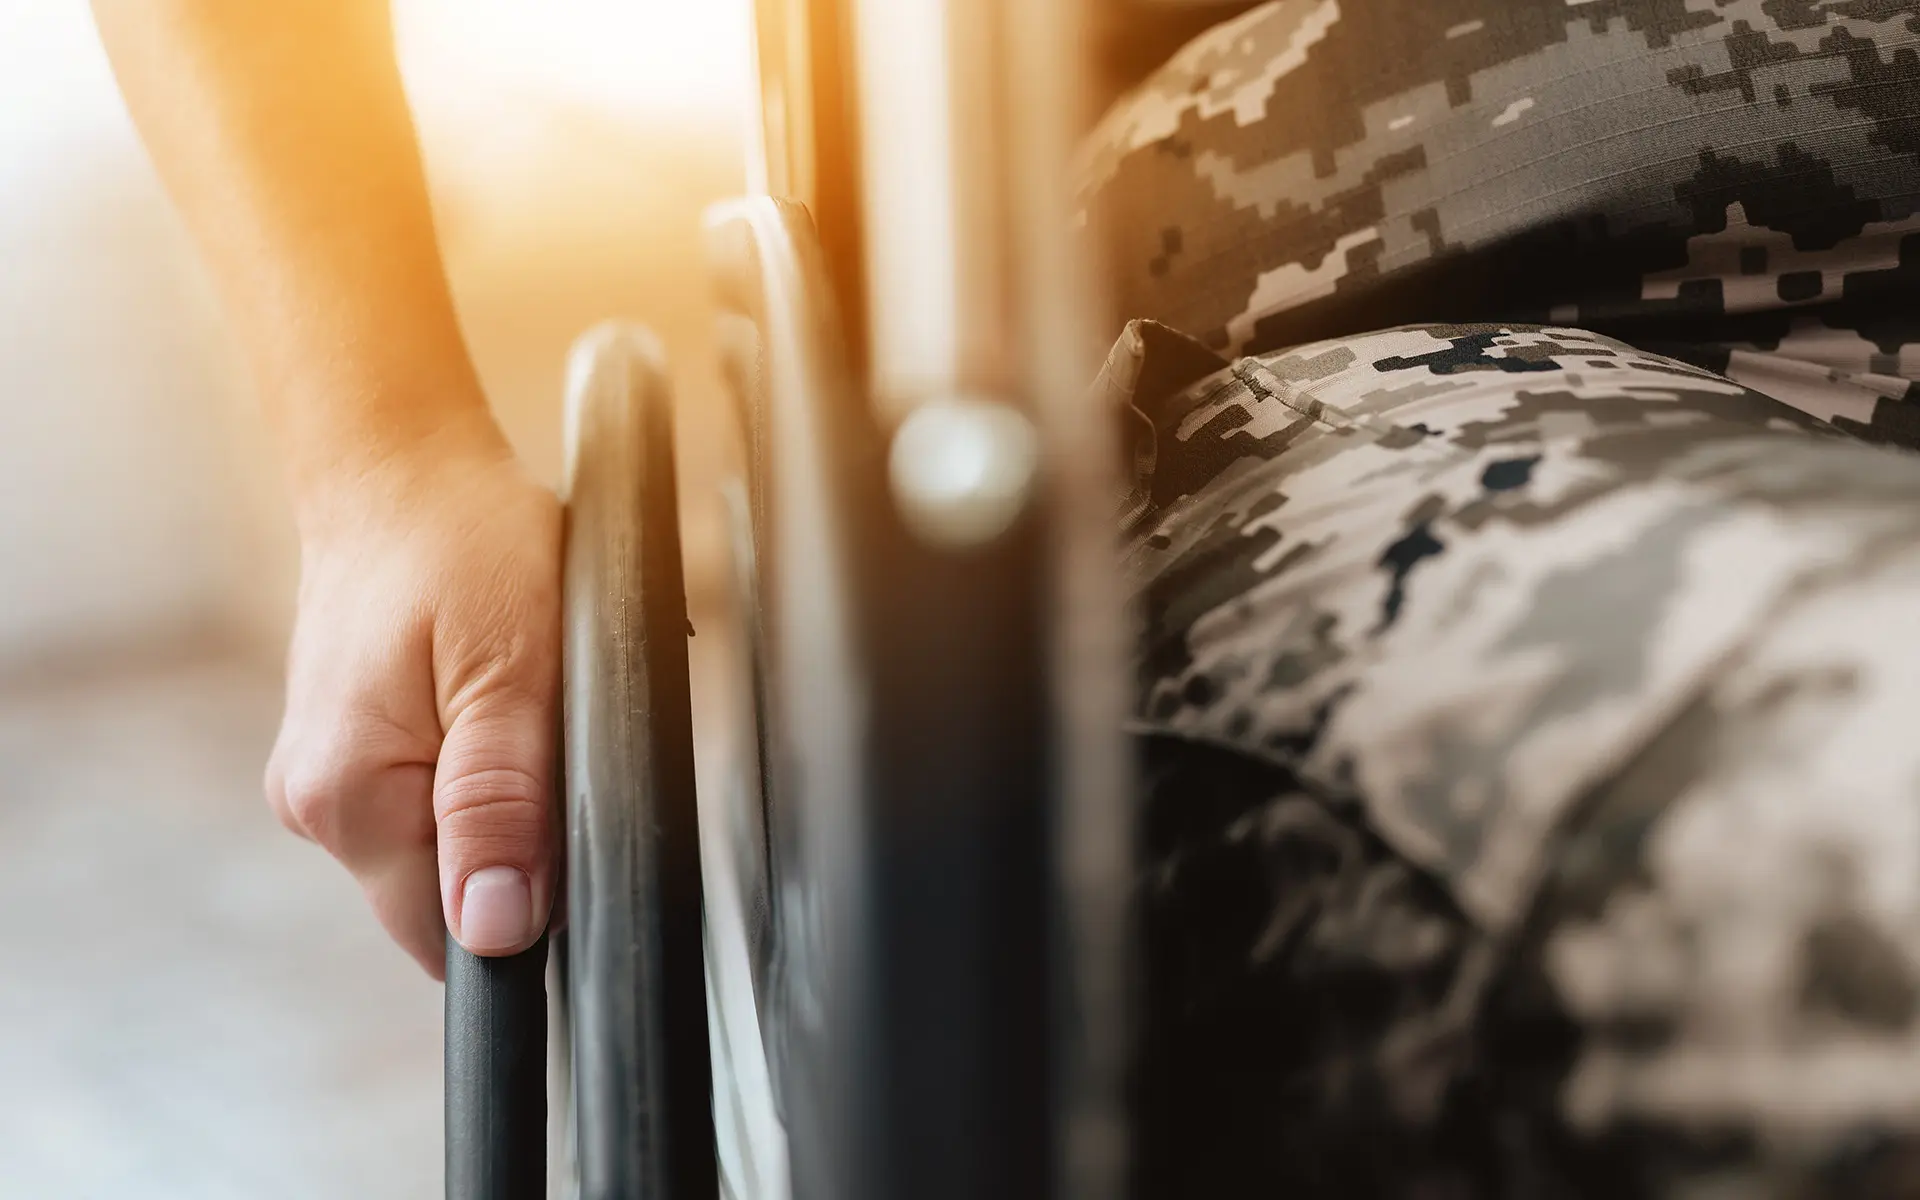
[286, 393, 514, 542]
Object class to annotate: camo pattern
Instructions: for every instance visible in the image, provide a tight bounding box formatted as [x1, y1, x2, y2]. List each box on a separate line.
[1106, 320, 1920, 1196]
[1078, 0, 1920, 446]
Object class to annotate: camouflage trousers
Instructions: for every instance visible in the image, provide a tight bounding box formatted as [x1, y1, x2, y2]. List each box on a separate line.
[1079, 0, 1920, 450]
[1114, 320, 1920, 1198]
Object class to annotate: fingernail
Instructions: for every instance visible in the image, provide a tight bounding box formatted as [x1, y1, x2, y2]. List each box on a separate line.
[460, 866, 534, 953]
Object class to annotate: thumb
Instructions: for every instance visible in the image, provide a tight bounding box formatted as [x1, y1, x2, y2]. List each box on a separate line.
[434, 700, 557, 956]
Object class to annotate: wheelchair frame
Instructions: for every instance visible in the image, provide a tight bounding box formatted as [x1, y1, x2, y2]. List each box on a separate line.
[445, 2, 1134, 1197]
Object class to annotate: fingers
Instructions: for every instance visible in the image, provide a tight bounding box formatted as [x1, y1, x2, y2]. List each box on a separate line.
[265, 685, 558, 968]
[434, 698, 557, 958]
[266, 732, 449, 976]
[264, 589, 559, 971]
[262, 457, 563, 974]
[363, 845, 453, 980]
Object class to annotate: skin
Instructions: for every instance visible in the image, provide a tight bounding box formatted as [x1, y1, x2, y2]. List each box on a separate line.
[92, 0, 558, 978]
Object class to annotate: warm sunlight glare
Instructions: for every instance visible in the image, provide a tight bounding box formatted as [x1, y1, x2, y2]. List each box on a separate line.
[397, 0, 755, 115]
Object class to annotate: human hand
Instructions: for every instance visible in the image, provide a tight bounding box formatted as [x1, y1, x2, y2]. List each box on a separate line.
[264, 418, 562, 978]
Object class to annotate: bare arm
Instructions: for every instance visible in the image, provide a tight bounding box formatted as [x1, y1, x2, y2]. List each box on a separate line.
[94, 0, 559, 977]
[92, 0, 485, 494]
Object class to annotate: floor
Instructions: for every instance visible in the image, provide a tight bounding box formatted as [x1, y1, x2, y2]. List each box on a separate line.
[0, 654, 443, 1199]
[0, 633, 783, 1199]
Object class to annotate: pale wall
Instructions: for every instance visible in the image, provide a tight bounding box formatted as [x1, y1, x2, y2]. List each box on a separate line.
[0, 2, 750, 674]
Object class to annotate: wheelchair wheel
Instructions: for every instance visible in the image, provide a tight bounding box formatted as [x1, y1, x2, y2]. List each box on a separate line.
[708, 194, 1063, 1200]
[559, 324, 720, 1200]
[705, 196, 870, 1198]
[443, 327, 720, 1200]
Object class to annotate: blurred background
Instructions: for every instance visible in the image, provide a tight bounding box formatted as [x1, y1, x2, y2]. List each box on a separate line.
[0, 2, 752, 1194]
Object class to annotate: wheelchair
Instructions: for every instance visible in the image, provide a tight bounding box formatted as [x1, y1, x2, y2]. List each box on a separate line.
[442, 2, 1255, 1196]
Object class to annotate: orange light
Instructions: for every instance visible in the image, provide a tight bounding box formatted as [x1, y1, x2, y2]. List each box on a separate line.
[396, 0, 754, 115]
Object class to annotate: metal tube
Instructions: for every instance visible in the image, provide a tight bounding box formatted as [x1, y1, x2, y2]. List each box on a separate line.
[445, 939, 549, 1200]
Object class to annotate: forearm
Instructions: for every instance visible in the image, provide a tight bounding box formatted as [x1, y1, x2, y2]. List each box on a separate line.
[92, 0, 499, 520]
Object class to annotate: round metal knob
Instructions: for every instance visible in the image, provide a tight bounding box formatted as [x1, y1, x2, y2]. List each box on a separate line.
[887, 397, 1040, 549]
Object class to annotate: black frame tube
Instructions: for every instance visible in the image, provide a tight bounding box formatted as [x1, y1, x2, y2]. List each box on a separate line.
[445, 938, 549, 1200]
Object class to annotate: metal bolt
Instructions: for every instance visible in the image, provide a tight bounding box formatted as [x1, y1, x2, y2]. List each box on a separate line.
[887, 396, 1040, 549]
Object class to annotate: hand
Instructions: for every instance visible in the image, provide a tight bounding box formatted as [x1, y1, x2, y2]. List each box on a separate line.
[264, 419, 562, 978]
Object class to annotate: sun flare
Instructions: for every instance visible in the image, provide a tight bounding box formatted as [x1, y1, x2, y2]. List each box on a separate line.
[397, 0, 755, 115]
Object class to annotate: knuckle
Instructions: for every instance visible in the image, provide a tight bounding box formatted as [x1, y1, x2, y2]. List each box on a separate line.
[268, 702, 430, 851]
[436, 766, 550, 819]
[262, 760, 308, 838]
[435, 767, 551, 857]
[277, 765, 348, 846]
[268, 790, 308, 839]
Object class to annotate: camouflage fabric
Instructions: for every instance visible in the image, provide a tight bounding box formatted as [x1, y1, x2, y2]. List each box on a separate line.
[1105, 320, 1920, 1197]
[1078, 0, 1920, 446]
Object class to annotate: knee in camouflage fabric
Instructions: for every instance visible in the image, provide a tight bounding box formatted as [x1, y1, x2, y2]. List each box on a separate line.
[1105, 320, 1920, 1197]
[1079, 0, 1920, 446]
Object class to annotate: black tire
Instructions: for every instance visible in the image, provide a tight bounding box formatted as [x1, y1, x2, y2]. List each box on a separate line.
[560, 324, 718, 1200]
